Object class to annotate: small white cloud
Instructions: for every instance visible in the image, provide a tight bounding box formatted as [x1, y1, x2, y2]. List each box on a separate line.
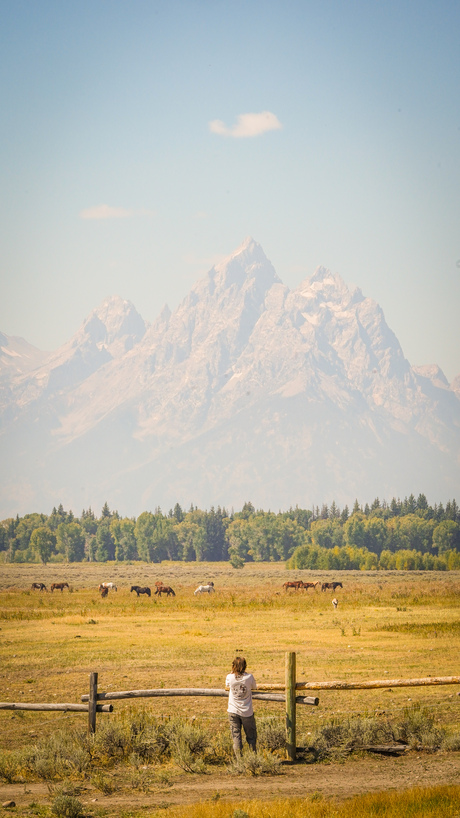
[79, 205, 155, 220]
[209, 111, 283, 138]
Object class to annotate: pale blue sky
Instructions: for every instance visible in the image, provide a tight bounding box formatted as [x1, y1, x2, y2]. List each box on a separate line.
[1, 0, 459, 379]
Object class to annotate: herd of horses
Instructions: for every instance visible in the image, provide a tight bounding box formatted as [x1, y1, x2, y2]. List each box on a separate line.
[282, 579, 343, 609]
[282, 580, 343, 592]
[31, 579, 210, 598]
[31, 582, 69, 592]
[30, 578, 341, 602]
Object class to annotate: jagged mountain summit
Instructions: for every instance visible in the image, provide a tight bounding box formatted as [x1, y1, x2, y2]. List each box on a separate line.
[1, 238, 459, 518]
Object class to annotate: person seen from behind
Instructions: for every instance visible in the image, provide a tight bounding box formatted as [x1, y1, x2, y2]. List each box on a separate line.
[225, 655, 257, 756]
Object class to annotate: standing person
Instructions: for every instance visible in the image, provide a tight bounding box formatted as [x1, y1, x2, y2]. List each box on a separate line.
[225, 656, 257, 756]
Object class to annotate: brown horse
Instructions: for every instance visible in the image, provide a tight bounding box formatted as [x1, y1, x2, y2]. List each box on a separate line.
[51, 582, 69, 592]
[302, 581, 321, 591]
[131, 585, 151, 597]
[31, 582, 47, 591]
[283, 581, 303, 591]
[154, 585, 175, 597]
[321, 581, 343, 592]
[100, 586, 109, 598]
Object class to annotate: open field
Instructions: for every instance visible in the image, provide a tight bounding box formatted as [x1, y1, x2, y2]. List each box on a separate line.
[0, 563, 459, 814]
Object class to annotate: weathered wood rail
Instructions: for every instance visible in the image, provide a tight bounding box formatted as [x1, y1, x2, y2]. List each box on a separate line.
[0, 702, 113, 713]
[80, 687, 319, 705]
[262, 675, 460, 691]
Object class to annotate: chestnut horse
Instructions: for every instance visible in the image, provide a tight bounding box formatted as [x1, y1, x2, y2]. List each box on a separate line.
[51, 582, 69, 592]
[302, 581, 321, 591]
[283, 581, 303, 591]
[154, 585, 175, 597]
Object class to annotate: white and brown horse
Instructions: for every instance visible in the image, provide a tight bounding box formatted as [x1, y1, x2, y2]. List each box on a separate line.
[194, 584, 215, 595]
[31, 582, 47, 591]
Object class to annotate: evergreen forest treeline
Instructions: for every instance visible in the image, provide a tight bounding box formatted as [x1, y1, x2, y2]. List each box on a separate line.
[1, 495, 460, 571]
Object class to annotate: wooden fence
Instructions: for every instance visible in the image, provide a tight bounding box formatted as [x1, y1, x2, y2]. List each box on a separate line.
[2, 654, 459, 761]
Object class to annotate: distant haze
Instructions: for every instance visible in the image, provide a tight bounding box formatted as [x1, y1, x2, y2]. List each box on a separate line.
[1, 238, 459, 519]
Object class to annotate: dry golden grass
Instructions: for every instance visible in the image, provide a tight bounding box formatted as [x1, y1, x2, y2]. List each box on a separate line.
[0, 563, 459, 753]
[163, 785, 460, 818]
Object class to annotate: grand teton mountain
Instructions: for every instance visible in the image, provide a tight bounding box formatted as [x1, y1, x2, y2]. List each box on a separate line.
[1, 237, 459, 518]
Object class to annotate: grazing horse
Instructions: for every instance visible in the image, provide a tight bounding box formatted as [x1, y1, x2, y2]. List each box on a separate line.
[130, 585, 151, 597]
[100, 586, 109, 598]
[31, 582, 47, 591]
[154, 585, 175, 597]
[51, 582, 69, 592]
[283, 581, 303, 591]
[322, 581, 343, 592]
[99, 582, 117, 591]
[302, 581, 321, 591]
[194, 584, 215, 595]
[332, 598, 338, 609]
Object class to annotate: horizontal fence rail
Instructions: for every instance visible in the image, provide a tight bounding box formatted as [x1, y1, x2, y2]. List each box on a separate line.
[0, 702, 113, 712]
[260, 675, 460, 691]
[80, 688, 319, 706]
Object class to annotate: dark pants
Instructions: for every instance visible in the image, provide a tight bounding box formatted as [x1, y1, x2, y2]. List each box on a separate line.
[228, 712, 257, 755]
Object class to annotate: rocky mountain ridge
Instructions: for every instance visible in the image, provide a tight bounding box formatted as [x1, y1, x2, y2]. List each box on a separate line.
[1, 237, 459, 518]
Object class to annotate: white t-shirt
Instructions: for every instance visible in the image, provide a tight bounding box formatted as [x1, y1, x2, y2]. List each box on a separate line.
[225, 671, 257, 717]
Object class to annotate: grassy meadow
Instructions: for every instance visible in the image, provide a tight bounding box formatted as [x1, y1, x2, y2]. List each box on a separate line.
[1, 562, 459, 753]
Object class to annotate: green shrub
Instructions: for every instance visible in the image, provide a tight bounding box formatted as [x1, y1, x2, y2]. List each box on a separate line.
[257, 716, 286, 752]
[165, 720, 209, 772]
[51, 795, 84, 818]
[0, 749, 24, 783]
[228, 750, 283, 776]
[397, 703, 445, 750]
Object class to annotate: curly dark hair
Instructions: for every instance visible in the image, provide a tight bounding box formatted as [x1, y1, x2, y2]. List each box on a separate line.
[231, 656, 247, 675]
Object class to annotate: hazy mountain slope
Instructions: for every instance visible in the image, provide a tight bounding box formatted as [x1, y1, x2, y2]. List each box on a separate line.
[0, 238, 459, 518]
[0, 333, 49, 381]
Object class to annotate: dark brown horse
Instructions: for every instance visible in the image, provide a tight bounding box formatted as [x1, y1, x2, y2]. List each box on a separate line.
[51, 582, 69, 592]
[31, 582, 47, 591]
[131, 585, 151, 597]
[154, 585, 175, 597]
[321, 581, 343, 592]
[100, 586, 109, 598]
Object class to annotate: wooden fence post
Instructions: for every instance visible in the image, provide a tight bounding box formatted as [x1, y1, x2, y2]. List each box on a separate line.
[285, 651, 296, 761]
[88, 672, 98, 734]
